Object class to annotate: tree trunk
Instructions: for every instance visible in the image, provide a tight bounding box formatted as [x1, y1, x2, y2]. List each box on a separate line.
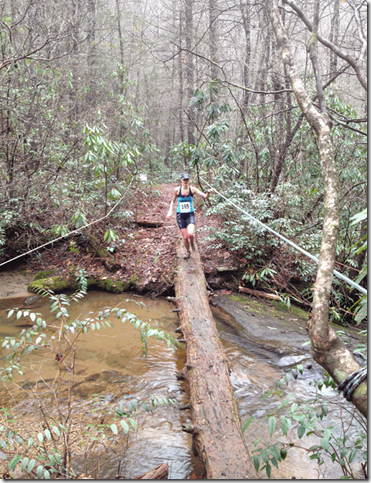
[264, 0, 367, 418]
[185, 0, 195, 145]
[115, 0, 125, 94]
[174, 237, 253, 478]
[329, 0, 339, 75]
[87, 0, 97, 104]
[240, 0, 251, 109]
[208, 0, 218, 79]
[178, 11, 185, 150]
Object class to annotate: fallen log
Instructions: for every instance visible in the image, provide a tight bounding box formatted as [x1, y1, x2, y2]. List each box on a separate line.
[239, 285, 281, 301]
[216, 266, 238, 272]
[174, 237, 253, 479]
[134, 462, 168, 479]
[135, 219, 164, 228]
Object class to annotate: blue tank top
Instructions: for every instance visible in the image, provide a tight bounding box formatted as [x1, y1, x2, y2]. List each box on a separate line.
[176, 186, 194, 214]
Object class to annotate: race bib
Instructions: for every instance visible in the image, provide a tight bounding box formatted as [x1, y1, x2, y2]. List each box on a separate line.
[180, 201, 191, 213]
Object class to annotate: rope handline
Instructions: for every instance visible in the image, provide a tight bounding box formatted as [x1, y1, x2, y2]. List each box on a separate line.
[0, 181, 133, 269]
[200, 176, 367, 296]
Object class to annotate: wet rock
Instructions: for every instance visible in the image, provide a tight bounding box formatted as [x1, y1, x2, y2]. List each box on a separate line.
[84, 373, 100, 382]
[23, 294, 42, 306]
[277, 355, 307, 367]
[21, 381, 34, 390]
[100, 370, 134, 384]
[74, 382, 106, 397]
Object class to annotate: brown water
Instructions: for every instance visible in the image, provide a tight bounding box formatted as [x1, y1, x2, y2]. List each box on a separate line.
[0, 282, 366, 479]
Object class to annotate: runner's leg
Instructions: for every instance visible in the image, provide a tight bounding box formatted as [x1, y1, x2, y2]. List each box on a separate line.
[177, 213, 191, 257]
[187, 224, 196, 251]
[180, 228, 190, 252]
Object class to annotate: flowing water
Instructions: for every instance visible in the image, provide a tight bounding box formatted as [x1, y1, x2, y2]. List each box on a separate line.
[0, 275, 366, 479]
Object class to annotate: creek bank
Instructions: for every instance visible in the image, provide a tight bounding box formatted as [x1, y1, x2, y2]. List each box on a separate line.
[210, 293, 365, 368]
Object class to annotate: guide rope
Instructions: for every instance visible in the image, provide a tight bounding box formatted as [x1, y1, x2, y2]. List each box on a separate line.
[0, 182, 132, 269]
[200, 177, 367, 296]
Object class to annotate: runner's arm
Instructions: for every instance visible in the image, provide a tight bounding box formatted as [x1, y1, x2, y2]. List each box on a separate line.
[192, 186, 214, 200]
[166, 189, 178, 219]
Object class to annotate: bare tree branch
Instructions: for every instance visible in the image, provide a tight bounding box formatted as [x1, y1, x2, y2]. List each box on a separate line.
[282, 0, 367, 90]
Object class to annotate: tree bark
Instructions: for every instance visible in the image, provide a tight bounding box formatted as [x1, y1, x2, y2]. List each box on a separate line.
[174, 237, 253, 478]
[264, 0, 367, 418]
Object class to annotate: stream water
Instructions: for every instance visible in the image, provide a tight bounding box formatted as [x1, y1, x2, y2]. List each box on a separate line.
[0, 274, 366, 479]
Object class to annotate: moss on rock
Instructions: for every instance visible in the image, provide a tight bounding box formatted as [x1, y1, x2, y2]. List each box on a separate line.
[28, 276, 77, 293]
[34, 270, 56, 281]
[28, 273, 144, 294]
[96, 278, 131, 293]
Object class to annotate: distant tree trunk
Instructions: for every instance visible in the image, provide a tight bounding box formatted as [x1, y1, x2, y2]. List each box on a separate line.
[260, 26, 274, 190]
[264, 0, 367, 418]
[329, 0, 339, 75]
[177, 8, 185, 155]
[178, 39, 185, 145]
[87, 0, 96, 104]
[185, 0, 195, 145]
[70, 0, 81, 119]
[240, 0, 251, 109]
[208, 0, 218, 79]
[269, 40, 284, 190]
[249, 7, 265, 105]
[115, 0, 125, 94]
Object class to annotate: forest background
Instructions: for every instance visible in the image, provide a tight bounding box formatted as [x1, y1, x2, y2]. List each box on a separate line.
[0, 0, 368, 478]
[0, 0, 367, 321]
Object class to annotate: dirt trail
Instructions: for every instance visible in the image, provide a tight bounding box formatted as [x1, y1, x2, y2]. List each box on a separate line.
[22, 183, 239, 295]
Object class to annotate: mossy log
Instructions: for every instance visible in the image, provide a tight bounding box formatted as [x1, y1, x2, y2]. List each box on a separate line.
[174, 237, 253, 479]
[27, 276, 134, 294]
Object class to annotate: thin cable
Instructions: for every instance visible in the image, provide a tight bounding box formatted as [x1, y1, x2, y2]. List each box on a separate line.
[0, 181, 133, 268]
[201, 177, 367, 296]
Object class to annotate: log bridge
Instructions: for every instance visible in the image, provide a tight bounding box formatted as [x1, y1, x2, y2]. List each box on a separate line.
[173, 237, 253, 479]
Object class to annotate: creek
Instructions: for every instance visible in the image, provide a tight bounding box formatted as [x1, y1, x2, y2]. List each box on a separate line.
[0, 271, 366, 479]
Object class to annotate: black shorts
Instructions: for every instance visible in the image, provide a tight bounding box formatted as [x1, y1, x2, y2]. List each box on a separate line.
[177, 212, 195, 229]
